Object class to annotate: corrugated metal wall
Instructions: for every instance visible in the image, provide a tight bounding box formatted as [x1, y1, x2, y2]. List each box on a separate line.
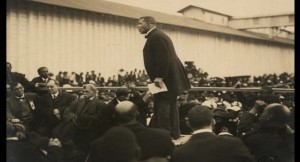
[7, 0, 294, 80]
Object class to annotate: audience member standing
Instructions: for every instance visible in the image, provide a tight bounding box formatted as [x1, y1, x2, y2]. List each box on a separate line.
[31, 67, 51, 96]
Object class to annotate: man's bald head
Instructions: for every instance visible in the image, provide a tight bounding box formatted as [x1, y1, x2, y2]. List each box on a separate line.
[259, 103, 291, 128]
[114, 101, 139, 124]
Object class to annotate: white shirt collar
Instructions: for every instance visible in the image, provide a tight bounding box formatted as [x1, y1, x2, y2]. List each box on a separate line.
[87, 96, 95, 101]
[52, 91, 59, 98]
[218, 132, 233, 136]
[15, 94, 25, 99]
[192, 128, 213, 135]
[146, 27, 156, 36]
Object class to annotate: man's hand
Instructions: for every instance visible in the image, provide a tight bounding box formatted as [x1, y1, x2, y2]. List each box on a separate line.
[154, 78, 164, 88]
[48, 138, 62, 148]
[143, 90, 152, 102]
[11, 118, 20, 123]
[53, 109, 61, 120]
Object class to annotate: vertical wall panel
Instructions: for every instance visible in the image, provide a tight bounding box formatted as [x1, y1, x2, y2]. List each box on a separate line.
[7, 0, 294, 80]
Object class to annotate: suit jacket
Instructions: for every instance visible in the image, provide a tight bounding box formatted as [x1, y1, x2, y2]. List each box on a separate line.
[63, 97, 106, 130]
[37, 92, 76, 131]
[143, 29, 190, 95]
[243, 127, 294, 162]
[60, 97, 107, 153]
[7, 93, 39, 119]
[173, 132, 255, 162]
[7, 140, 64, 162]
[6, 93, 40, 131]
[31, 76, 51, 96]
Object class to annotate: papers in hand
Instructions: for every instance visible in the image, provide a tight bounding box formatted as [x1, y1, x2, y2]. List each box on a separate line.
[147, 82, 168, 94]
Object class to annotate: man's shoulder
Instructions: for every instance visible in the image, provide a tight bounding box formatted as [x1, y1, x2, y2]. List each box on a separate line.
[7, 96, 15, 102]
[31, 77, 41, 82]
[11, 72, 26, 78]
[60, 91, 75, 98]
[25, 93, 39, 98]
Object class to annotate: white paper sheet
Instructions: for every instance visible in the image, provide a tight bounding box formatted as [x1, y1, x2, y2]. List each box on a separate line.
[147, 82, 168, 94]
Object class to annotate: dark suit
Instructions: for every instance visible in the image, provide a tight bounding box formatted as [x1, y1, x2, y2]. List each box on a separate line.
[124, 123, 174, 161]
[243, 128, 294, 162]
[173, 132, 255, 162]
[31, 76, 51, 96]
[6, 93, 40, 132]
[7, 140, 64, 162]
[102, 94, 148, 131]
[37, 91, 76, 137]
[143, 28, 190, 139]
[54, 97, 107, 153]
[90, 122, 174, 161]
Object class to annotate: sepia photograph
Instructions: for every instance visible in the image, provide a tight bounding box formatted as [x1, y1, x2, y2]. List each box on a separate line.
[7, 0, 294, 161]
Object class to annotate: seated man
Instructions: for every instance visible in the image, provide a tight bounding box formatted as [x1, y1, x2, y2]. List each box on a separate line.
[101, 87, 148, 133]
[112, 101, 174, 161]
[6, 121, 64, 162]
[53, 84, 107, 153]
[7, 82, 40, 132]
[243, 103, 294, 162]
[173, 105, 255, 162]
[36, 79, 76, 137]
[86, 127, 141, 162]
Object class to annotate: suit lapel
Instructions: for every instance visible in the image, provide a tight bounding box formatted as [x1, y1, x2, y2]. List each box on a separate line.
[9, 97, 21, 112]
[81, 97, 98, 114]
[53, 92, 62, 105]
[43, 94, 54, 107]
[76, 99, 86, 115]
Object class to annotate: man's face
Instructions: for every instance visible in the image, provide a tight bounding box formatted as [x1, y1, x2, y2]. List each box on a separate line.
[83, 87, 96, 99]
[137, 18, 150, 34]
[39, 68, 49, 78]
[13, 83, 24, 97]
[47, 81, 59, 94]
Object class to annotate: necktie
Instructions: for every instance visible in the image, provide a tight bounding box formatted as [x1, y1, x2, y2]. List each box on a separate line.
[52, 95, 56, 99]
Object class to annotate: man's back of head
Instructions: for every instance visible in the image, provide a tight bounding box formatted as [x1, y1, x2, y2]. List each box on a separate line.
[88, 126, 140, 162]
[187, 105, 213, 131]
[114, 101, 139, 124]
[259, 103, 291, 128]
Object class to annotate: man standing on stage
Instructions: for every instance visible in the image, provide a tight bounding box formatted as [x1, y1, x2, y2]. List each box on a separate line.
[137, 16, 191, 139]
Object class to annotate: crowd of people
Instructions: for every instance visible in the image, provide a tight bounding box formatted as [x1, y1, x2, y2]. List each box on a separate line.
[7, 61, 294, 162]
